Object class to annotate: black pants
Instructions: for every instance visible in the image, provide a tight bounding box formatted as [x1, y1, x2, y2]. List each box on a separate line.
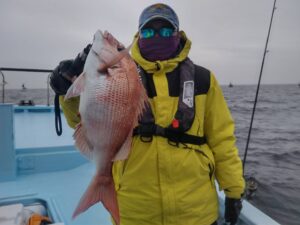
[211, 221, 218, 225]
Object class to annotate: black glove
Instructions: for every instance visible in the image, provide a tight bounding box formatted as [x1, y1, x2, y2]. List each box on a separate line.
[50, 44, 91, 95]
[224, 197, 242, 225]
[49, 59, 74, 95]
[66, 44, 91, 79]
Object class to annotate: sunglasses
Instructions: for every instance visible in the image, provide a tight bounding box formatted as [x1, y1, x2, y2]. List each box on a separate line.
[140, 27, 175, 39]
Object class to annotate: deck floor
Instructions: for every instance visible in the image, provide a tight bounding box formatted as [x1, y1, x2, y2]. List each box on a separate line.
[0, 162, 111, 225]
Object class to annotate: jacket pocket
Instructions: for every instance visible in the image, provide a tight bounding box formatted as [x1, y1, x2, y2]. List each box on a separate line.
[195, 147, 215, 185]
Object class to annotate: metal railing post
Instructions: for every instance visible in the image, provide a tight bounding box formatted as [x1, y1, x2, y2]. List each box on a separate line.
[0, 70, 6, 103]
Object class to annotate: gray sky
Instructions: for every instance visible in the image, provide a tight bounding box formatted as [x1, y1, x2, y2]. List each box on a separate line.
[0, 0, 300, 89]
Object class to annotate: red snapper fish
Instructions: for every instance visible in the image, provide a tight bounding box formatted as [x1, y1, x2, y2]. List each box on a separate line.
[65, 30, 147, 224]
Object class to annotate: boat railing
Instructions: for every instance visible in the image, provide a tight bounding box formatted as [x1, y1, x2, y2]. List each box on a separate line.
[0, 70, 6, 104]
[0, 67, 54, 105]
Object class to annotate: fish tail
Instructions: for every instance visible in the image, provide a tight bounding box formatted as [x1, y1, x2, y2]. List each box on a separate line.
[72, 176, 120, 225]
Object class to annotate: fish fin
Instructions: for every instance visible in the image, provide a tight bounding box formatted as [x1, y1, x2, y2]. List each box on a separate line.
[72, 176, 120, 225]
[64, 72, 86, 100]
[113, 131, 133, 161]
[99, 45, 131, 72]
[73, 123, 94, 160]
[134, 87, 148, 123]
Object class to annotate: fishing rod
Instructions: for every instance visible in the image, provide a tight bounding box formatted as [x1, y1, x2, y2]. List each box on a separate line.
[242, 0, 277, 197]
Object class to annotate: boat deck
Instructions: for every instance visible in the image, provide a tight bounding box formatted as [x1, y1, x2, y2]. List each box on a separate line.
[0, 163, 110, 225]
[0, 104, 280, 225]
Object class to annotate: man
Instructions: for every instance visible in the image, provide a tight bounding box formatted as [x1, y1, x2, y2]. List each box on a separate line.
[50, 3, 244, 225]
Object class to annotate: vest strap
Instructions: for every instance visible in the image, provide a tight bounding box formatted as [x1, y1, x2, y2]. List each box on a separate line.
[137, 58, 196, 131]
[133, 124, 206, 146]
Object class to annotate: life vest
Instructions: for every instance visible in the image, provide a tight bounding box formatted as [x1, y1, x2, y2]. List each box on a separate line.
[133, 58, 206, 146]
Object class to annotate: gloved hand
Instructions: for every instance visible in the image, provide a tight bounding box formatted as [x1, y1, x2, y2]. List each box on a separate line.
[51, 43, 92, 95]
[49, 59, 74, 95]
[224, 197, 242, 225]
[65, 44, 92, 80]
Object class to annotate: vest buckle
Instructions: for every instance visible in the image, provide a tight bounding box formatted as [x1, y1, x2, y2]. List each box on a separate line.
[138, 123, 156, 143]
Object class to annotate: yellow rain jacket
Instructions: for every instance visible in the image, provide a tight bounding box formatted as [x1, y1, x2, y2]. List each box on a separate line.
[60, 31, 245, 225]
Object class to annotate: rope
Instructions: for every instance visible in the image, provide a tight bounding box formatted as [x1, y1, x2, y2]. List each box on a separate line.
[54, 94, 63, 136]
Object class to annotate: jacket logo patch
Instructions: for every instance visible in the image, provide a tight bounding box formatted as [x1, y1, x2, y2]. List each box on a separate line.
[183, 81, 194, 108]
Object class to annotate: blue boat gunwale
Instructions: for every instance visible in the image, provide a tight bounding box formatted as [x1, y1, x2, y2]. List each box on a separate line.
[13, 105, 61, 113]
[13, 105, 64, 113]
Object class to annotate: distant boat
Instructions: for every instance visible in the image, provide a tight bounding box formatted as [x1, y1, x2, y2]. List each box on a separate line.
[229, 82, 234, 88]
[21, 83, 27, 91]
[18, 99, 35, 106]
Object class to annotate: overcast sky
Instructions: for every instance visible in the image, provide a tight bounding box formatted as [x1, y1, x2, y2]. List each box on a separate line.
[0, 0, 299, 89]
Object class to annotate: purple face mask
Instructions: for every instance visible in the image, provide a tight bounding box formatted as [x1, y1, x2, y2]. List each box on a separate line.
[138, 35, 180, 61]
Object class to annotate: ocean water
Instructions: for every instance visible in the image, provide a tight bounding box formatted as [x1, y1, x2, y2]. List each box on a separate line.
[2, 84, 300, 225]
[223, 84, 300, 225]
[3, 88, 56, 106]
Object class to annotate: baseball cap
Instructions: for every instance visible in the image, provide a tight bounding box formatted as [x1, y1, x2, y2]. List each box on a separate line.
[139, 3, 179, 30]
